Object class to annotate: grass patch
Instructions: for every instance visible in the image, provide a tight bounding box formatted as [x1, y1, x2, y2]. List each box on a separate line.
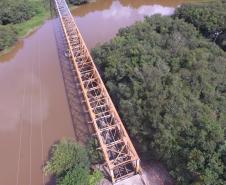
[14, 0, 50, 38]
[0, 0, 50, 55]
[14, 6, 49, 38]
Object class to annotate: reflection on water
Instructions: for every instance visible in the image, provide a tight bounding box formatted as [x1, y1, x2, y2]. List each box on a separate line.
[119, 0, 194, 8]
[72, 0, 193, 17]
[101, 2, 174, 19]
[71, 0, 113, 17]
[1, 0, 192, 61]
[137, 5, 175, 16]
[75, 1, 175, 48]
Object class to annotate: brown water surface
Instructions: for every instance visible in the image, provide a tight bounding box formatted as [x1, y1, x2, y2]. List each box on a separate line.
[0, 20, 74, 185]
[0, 0, 200, 185]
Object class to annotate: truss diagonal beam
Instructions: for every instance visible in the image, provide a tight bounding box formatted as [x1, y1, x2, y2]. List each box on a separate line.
[53, 0, 140, 182]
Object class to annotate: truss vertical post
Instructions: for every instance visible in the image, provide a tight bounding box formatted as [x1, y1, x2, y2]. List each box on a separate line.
[53, 0, 141, 182]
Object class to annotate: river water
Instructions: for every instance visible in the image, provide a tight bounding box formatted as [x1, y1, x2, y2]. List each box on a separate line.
[0, 0, 197, 185]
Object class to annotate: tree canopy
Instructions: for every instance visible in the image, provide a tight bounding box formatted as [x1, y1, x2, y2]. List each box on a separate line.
[44, 139, 103, 185]
[0, 0, 47, 52]
[175, 0, 226, 51]
[0, 0, 37, 25]
[92, 14, 226, 185]
[0, 25, 17, 51]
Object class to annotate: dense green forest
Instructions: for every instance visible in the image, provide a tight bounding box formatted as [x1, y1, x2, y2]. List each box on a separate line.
[0, 0, 48, 52]
[92, 1, 226, 184]
[0, 0, 37, 25]
[44, 139, 103, 185]
[175, 0, 226, 51]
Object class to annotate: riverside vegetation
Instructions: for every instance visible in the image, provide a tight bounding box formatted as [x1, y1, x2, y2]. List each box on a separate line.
[44, 139, 103, 185]
[0, 0, 49, 53]
[175, 0, 226, 51]
[92, 0, 226, 184]
[2, 0, 226, 184]
[0, 0, 92, 54]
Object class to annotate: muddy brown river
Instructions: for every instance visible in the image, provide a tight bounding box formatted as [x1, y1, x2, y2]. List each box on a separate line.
[0, 0, 200, 184]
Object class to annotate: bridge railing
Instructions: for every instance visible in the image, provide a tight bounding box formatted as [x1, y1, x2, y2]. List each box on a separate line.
[53, 0, 141, 182]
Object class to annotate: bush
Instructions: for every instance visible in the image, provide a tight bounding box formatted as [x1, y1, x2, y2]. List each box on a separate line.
[44, 138, 103, 185]
[0, 0, 37, 25]
[0, 25, 17, 51]
[57, 167, 90, 185]
[88, 170, 103, 185]
[92, 15, 226, 185]
[44, 138, 90, 176]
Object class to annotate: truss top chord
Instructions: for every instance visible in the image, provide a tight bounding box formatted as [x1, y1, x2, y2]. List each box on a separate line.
[53, 0, 141, 183]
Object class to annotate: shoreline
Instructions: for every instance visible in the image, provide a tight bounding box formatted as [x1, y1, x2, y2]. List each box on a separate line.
[0, 2, 50, 57]
[0, 19, 49, 57]
[0, 1, 93, 57]
[0, 0, 209, 57]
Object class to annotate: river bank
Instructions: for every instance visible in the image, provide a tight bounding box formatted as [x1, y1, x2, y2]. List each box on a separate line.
[0, 0, 97, 57]
[0, 0, 213, 57]
[0, 0, 223, 184]
[0, 0, 50, 56]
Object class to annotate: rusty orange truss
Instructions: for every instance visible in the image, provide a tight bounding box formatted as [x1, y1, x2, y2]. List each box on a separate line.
[53, 0, 141, 182]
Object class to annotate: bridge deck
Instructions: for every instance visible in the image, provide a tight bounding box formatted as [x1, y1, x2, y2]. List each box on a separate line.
[53, 0, 140, 182]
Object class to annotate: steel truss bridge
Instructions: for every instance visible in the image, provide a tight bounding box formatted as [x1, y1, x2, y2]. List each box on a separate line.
[53, 0, 141, 182]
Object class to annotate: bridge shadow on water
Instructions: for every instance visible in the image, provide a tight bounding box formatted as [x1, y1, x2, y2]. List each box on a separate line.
[53, 18, 94, 144]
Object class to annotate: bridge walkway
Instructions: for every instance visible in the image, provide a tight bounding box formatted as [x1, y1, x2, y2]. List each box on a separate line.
[53, 0, 141, 182]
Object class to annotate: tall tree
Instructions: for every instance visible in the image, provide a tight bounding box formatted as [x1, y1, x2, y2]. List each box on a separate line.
[92, 15, 226, 185]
